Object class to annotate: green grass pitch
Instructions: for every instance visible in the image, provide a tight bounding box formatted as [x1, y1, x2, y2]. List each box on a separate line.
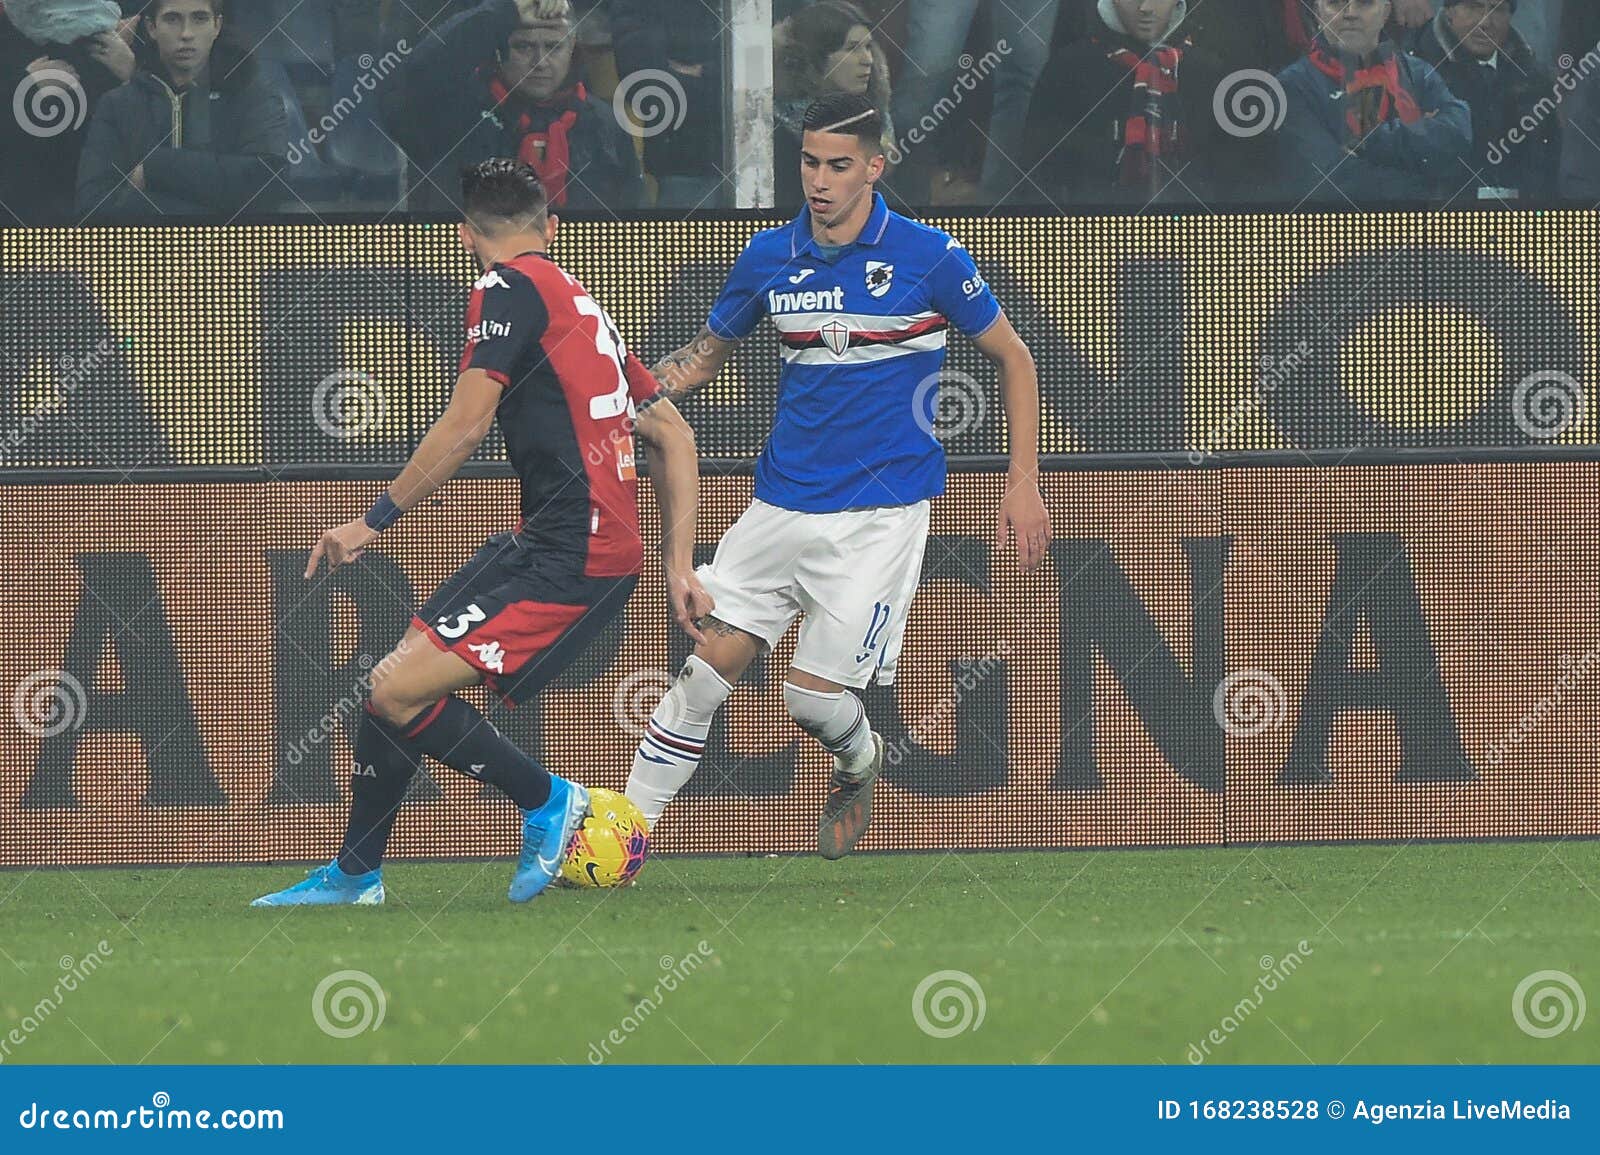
[2, 842, 1597, 1065]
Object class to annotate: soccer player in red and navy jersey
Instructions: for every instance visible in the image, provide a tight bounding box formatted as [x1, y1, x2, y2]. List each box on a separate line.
[253, 159, 712, 908]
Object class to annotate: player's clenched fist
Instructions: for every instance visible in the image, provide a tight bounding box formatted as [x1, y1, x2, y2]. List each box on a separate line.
[514, 0, 569, 21]
[305, 518, 379, 578]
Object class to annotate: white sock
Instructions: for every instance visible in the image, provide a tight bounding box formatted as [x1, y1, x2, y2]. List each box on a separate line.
[781, 682, 876, 780]
[625, 655, 733, 826]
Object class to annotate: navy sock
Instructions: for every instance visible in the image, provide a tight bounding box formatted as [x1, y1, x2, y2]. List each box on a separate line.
[402, 695, 553, 811]
[337, 705, 420, 875]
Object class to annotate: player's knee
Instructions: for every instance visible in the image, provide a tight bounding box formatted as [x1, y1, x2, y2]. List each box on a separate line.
[782, 680, 849, 738]
[368, 679, 422, 728]
[658, 655, 734, 724]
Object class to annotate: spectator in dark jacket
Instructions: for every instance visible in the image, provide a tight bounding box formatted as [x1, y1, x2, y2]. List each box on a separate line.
[1023, 0, 1225, 207]
[1409, 0, 1560, 203]
[1, 0, 135, 224]
[610, 0, 726, 207]
[384, 0, 641, 214]
[1275, 0, 1471, 203]
[76, 0, 288, 218]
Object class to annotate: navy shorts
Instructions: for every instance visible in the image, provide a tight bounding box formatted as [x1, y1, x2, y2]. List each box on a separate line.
[412, 532, 637, 706]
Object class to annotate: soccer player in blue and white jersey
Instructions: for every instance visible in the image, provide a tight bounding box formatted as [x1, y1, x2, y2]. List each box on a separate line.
[625, 92, 1052, 859]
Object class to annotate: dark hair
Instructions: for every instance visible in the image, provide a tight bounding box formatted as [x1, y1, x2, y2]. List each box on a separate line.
[145, 0, 223, 18]
[460, 159, 549, 232]
[802, 91, 883, 152]
[780, 1, 873, 65]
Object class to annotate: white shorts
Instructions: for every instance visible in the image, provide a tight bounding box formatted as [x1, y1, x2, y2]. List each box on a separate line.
[697, 498, 931, 689]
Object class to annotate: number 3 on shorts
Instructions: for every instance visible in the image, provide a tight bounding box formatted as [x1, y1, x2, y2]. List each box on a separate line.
[436, 603, 487, 640]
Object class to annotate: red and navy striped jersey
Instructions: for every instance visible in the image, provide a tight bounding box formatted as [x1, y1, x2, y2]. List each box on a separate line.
[459, 251, 660, 578]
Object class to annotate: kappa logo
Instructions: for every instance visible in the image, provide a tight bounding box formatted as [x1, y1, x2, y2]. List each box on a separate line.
[788, 268, 816, 284]
[865, 261, 894, 298]
[820, 317, 852, 358]
[474, 270, 510, 291]
[468, 640, 507, 673]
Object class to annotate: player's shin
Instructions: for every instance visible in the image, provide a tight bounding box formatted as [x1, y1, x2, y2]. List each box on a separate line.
[338, 704, 422, 875]
[625, 655, 733, 826]
[401, 695, 555, 810]
[782, 682, 876, 780]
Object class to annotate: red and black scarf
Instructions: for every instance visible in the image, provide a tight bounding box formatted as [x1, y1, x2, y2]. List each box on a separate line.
[1105, 41, 1185, 187]
[480, 66, 586, 208]
[1282, 0, 1315, 56]
[1307, 39, 1421, 139]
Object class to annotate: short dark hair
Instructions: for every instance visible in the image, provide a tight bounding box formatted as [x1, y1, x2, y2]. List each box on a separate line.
[147, 0, 223, 17]
[802, 92, 883, 153]
[460, 159, 549, 233]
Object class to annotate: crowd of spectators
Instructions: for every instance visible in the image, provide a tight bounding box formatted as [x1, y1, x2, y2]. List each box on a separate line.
[2, 0, 1600, 223]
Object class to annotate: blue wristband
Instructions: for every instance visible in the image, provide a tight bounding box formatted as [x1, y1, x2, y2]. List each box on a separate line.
[364, 492, 404, 532]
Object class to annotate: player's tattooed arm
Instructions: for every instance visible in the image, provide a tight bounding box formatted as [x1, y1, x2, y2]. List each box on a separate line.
[653, 325, 737, 402]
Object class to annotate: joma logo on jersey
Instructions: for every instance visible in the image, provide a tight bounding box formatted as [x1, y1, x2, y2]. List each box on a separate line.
[466, 319, 511, 342]
[767, 286, 844, 314]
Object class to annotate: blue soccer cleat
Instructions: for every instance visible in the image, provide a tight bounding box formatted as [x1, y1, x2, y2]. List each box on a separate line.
[250, 861, 384, 907]
[509, 776, 589, 902]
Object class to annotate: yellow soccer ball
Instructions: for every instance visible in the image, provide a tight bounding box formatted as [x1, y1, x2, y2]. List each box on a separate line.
[560, 788, 650, 888]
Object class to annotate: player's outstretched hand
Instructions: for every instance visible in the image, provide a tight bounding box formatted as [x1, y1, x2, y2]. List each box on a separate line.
[305, 518, 379, 578]
[997, 476, 1053, 573]
[666, 566, 716, 644]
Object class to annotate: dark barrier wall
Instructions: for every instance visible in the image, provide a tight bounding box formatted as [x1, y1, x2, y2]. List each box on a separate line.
[2, 464, 1597, 867]
[1, 213, 1596, 468]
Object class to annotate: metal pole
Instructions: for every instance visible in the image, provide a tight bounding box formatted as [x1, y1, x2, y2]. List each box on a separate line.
[726, 0, 774, 208]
